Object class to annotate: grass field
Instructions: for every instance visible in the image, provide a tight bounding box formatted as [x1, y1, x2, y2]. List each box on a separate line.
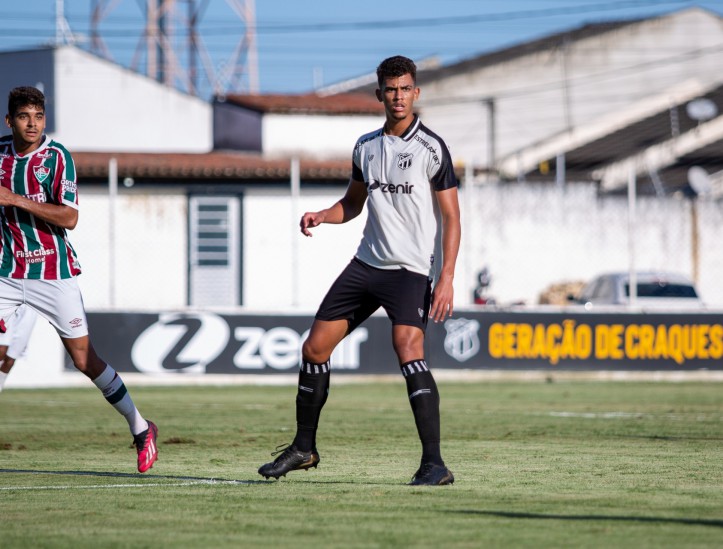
[1, 380, 722, 548]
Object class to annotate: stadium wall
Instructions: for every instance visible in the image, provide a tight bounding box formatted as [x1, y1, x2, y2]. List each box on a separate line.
[70, 180, 723, 312]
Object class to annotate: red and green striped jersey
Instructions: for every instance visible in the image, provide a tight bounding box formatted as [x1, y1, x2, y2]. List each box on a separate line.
[0, 134, 81, 279]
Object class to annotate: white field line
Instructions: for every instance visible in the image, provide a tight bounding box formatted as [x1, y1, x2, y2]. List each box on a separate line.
[0, 480, 250, 491]
[542, 411, 721, 420]
[463, 410, 720, 420]
[547, 411, 647, 419]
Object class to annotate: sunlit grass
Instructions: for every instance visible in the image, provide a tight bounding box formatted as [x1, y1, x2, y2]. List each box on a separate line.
[0, 381, 721, 548]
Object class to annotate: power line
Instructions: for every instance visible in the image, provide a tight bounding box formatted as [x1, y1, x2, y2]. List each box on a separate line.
[1, 0, 697, 36]
[0, 0, 710, 96]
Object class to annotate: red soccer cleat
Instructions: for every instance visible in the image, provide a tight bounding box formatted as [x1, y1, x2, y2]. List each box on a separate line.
[133, 421, 158, 473]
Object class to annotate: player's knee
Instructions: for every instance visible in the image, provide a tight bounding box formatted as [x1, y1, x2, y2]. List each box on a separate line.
[392, 338, 423, 363]
[301, 338, 331, 364]
[71, 356, 89, 373]
[70, 352, 105, 378]
[0, 358, 13, 374]
[392, 326, 424, 359]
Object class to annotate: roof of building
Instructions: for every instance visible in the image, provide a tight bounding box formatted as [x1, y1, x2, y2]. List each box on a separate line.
[422, 20, 642, 84]
[74, 151, 352, 183]
[73, 150, 469, 186]
[629, 136, 723, 197]
[218, 92, 383, 115]
[522, 82, 723, 194]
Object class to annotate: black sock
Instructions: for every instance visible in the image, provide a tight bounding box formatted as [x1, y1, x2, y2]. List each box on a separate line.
[292, 359, 330, 453]
[401, 359, 443, 466]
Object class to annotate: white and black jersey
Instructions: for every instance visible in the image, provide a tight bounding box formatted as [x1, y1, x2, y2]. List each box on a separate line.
[351, 115, 458, 280]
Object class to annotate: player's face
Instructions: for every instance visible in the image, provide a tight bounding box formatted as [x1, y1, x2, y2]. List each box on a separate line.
[6, 105, 46, 153]
[376, 73, 419, 123]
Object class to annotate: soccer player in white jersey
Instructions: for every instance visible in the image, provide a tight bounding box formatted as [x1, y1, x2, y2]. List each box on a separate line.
[259, 56, 461, 485]
[0, 305, 37, 392]
[0, 86, 158, 473]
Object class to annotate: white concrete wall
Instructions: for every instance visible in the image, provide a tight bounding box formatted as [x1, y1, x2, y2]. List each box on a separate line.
[242, 187, 367, 310]
[70, 188, 188, 310]
[61, 182, 723, 312]
[419, 8, 723, 166]
[52, 46, 212, 153]
[262, 113, 384, 158]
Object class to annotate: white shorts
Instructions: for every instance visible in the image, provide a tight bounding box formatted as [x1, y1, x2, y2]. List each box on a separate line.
[0, 278, 88, 339]
[0, 304, 38, 359]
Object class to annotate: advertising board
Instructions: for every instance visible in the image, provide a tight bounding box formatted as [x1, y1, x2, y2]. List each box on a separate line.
[85, 311, 723, 374]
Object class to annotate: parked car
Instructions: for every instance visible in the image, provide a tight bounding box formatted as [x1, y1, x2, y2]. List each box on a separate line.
[572, 271, 704, 310]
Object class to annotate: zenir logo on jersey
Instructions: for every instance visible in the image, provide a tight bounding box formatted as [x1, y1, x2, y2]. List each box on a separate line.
[367, 180, 415, 195]
[397, 152, 413, 170]
[33, 166, 50, 183]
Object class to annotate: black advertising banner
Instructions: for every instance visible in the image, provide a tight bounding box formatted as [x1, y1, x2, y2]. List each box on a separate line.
[86, 312, 397, 375]
[428, 312, 723, 371]
[85, 310, 723, 375]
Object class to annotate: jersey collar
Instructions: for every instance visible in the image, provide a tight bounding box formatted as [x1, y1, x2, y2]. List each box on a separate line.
[382, 114, 421, 142]
[398, 114, 421, 142]
[12, 134, 50, 159]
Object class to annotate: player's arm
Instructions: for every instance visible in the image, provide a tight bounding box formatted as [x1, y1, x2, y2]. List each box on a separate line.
[429, 186, 461, 322]
[0, 187, 78, 229]
[300, 178, 367, 237]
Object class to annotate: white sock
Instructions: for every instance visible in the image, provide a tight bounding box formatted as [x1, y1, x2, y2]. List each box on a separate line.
[92, 365, 149, 435]
[0, 371, 7, 392]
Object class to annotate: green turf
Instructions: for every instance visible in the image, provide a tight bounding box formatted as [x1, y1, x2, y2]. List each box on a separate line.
[0, 380, 721, 548]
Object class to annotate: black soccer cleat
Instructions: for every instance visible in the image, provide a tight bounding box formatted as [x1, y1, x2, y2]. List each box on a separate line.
[258, 444, 320, 480]
[408, 462, 455, 486]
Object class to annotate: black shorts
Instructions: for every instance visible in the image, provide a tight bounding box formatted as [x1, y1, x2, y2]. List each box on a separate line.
[316, 258, 432, 332]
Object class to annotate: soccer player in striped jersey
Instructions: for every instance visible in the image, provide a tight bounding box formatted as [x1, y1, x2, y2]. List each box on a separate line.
[258, 56, 460, 486]
[0, 86, 158, 472]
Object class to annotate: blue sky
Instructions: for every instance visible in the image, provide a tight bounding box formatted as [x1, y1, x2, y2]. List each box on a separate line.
[2, 0, 721, 97]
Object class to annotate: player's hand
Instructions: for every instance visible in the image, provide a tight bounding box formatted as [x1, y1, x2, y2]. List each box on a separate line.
[300, 211, 325, 237]
[429, 273, 454, 323]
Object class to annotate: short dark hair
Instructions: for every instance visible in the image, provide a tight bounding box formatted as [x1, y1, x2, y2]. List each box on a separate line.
[8, 86, 45, 117]
[376, 56, 417, 88]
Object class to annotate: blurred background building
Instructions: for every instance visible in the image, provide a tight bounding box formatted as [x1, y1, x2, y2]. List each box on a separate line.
[1, 3, 722, 311]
